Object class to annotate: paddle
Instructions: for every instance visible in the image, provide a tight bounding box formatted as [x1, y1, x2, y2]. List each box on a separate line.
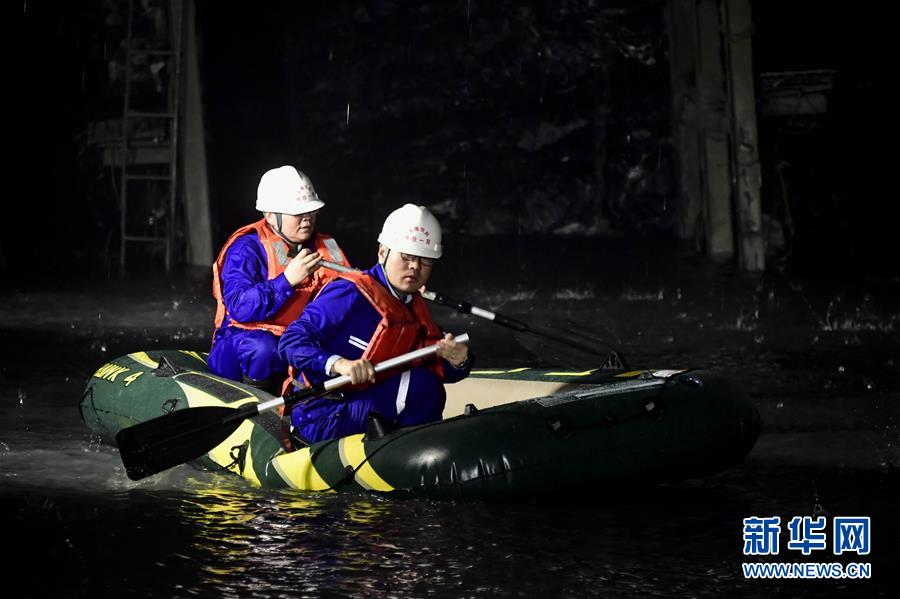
[420, 290, 628, 370]
[510, 315, 628, 370]
[116, 334, 469, 481]
[320, 260, 627, 370]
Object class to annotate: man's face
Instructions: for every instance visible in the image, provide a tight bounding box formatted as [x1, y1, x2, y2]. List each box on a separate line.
[379, 245, 434, 294]
[268, 211, 318, 244]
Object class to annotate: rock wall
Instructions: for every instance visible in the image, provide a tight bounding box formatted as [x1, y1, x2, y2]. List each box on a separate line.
[279, 1, 675, 237]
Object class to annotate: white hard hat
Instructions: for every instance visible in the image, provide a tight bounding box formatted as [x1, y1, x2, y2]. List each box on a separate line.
[255, 166, 325, 214]
[377, 204, 443, 259]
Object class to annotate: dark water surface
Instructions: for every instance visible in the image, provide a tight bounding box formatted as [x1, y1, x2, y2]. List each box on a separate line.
[2, 240, 898, 597]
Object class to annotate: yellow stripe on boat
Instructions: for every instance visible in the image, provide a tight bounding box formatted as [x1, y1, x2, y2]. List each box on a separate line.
[615, 370, 643, 378]
[339, 434, 394, 492]
[207, 420, 261, 486]
[269, 447, 333, 491]
[128, 351, 159, 369]
[174, 377, 262, 485]
[175, 376, 256, 409]
[179, 350, 208, 364]
[545, 369, 597, 376]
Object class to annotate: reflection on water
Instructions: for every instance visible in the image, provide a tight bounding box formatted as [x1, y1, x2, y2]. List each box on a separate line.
[2, 428, 898, 597]
[167, 482, 432, 595]
[1, 261, 898, 597]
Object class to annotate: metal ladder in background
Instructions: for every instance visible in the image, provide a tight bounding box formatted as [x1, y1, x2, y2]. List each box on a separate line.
[118, 0, 185, 272]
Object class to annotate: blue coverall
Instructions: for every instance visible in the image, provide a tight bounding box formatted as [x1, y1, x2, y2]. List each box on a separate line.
[209, 233, 304, 383]
[278, 263, 472, 443]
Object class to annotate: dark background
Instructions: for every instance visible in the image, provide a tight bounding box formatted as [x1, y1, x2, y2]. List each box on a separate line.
[3, 6, 897, 595]
[7, 0, 894, 283]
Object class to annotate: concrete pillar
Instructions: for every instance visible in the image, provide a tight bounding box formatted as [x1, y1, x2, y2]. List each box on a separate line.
[182, 0, 213, 266]
[666, 0, 704, 243]
[695, 0, 734, 262]
[724, 0, 765, 271]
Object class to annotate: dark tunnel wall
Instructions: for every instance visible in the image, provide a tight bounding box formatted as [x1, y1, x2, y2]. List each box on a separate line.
[199, 1, 675, 249]
[751, 1, 893, 274]
[7, 0, 895, 281]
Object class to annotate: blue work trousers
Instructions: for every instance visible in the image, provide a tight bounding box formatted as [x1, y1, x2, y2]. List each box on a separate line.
[208, 327, 287, 383]
[290, 367, 446, 443]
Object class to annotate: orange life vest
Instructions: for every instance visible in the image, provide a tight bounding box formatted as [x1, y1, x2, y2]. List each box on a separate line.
[347, 271, 446, 382]
[212, 218, 349, 336]
[284, 270, 446, 393]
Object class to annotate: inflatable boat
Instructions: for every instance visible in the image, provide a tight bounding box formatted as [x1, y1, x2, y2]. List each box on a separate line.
[80, 349, 760, 500]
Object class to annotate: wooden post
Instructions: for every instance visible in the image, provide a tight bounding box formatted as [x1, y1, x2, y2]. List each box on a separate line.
[695, 0, 734, 262]
[723, 0, 765, 271]
[182, 0, 213, 266]
[591, 19, 613, 233]
[665, 0, 704, 244]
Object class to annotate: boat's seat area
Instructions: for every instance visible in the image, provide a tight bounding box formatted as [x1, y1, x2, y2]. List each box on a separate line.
[443, 376, 586, 417]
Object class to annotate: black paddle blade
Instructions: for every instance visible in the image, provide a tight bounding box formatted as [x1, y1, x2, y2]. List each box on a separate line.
[115, 405, 247, 481]
[515, 317, 629, 370]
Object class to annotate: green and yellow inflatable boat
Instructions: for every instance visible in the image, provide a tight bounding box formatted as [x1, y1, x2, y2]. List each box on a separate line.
[80, 349, 760, 500]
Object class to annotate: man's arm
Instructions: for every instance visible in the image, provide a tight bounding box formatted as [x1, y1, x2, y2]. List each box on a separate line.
[278, 280, 363, 382]
[437, 332, 474, 384]
[220, 236, 296, 323]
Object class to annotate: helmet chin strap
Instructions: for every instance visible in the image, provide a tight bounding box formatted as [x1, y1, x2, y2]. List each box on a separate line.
[379, 248, 410, 300]
[271, 213, 301, 254]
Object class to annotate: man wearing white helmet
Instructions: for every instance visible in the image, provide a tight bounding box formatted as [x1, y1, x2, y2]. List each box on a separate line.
[209, 166, 351, 391]
[279, 203, 472, 444]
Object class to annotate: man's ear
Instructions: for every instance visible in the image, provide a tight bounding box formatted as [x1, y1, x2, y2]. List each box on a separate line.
[377, 244, 387, 262]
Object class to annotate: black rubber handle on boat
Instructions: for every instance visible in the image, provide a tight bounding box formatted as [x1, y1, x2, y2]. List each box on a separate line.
[115, 334, 469, 481]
